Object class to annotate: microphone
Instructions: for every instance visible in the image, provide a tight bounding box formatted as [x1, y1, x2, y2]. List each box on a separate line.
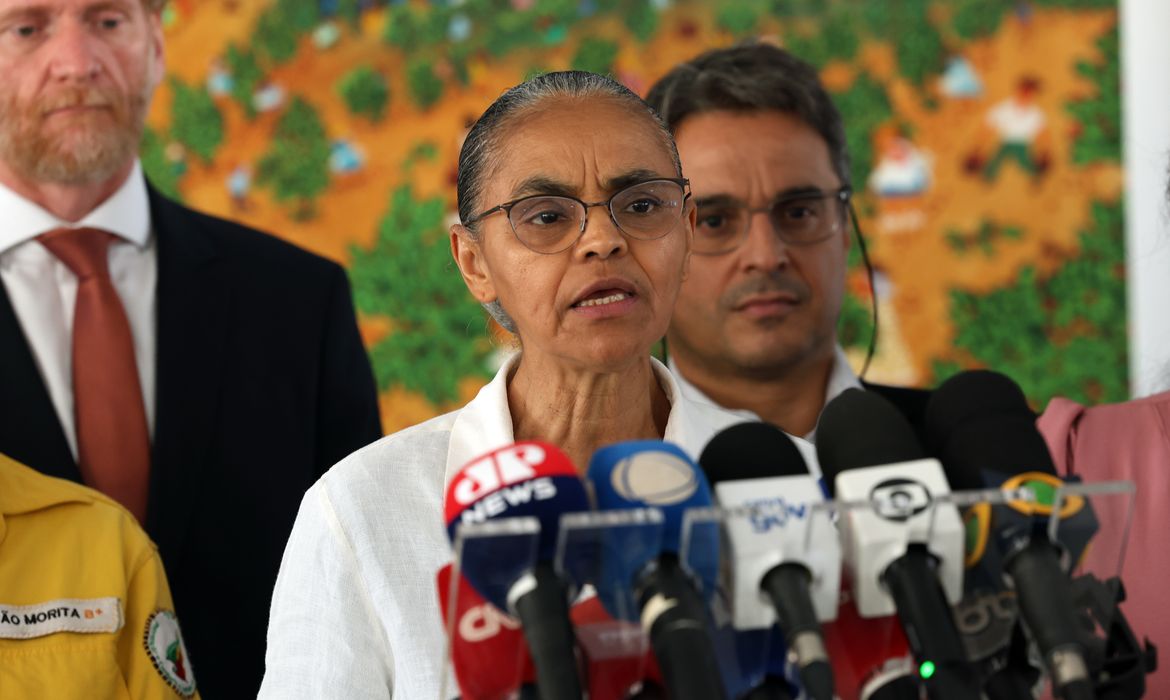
[588, 440, 729, 700]
[443, 441, 590, 699]
[570, 595, 667, 699]
[438, 562, 665, 700]
[821, 583, 920, 700]
[925, 370, 1097, 700]
[698, 421, 838, 700]
[436, 563, 537, 700]
[817, 388, 977, 700]
[951, 555, 1038, 700]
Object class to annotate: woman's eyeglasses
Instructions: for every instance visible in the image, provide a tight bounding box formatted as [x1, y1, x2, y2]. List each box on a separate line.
[465, 178, 691, 255]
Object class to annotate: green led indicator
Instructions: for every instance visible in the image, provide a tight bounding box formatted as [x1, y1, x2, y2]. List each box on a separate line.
[919, 661, 936, 679]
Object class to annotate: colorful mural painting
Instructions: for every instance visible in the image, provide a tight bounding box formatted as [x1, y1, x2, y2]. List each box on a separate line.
[147, 0, 1123, 433]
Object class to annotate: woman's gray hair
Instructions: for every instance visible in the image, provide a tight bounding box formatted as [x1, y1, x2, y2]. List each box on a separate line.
[456, 70, 682, 334]
[482, 299, 518, 334]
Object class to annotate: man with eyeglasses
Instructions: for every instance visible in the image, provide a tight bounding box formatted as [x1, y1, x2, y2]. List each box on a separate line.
[646, 43, 932, 444]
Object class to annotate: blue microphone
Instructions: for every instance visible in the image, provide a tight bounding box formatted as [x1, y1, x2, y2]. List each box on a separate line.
[588, 440, 729, 700]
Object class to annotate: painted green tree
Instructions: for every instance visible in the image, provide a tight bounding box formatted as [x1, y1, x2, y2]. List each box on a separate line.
[140, 126, 181, 200]
[838, 291, 873, 351]
[934, 202, 1127, 407]
[337, 0, 362, 31]
[951, 0, 1006, 41]
[716, 4, 761, 35]
[785, 9, 860, 66]
[1067, 27, 1120, 164]
[831, 73, 894, 190]
[382, 4, 447, 53]
[224, 43, 263, 120]
[1032, 0, 1114, 7]
[406, 58, 445, 110]
[893, 2, 945, 88]
[338, 66, 390, 122]
[944, 221, 1024, 257]
[624, 0, 660, 43]
[256, 97, 331, 220]
[251, 0, 320, 66]
[275, 0, 319, 33]
[254, 10, 300, 65]
[572, 37, 619, 75]
[348, 184, 494, 404]
[169, 77, 224, 163]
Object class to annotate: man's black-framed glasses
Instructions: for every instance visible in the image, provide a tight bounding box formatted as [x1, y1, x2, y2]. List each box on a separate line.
[465, 178, 691, 255]
[693, 186, 852, 255]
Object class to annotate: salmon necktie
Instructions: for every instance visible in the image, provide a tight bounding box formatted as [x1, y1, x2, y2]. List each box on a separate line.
[39, 227, 150, 522]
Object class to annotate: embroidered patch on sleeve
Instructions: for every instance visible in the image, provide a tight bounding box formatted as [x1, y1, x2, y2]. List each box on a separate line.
[144, 610, 197, 697]
[0, 598, 123, 639]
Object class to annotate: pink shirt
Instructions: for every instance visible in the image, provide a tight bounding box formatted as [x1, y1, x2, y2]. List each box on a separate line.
[1038, 391, 1170, 696]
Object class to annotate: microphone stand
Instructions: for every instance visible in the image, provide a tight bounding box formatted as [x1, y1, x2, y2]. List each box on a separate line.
[1071, 574, 1157, 700]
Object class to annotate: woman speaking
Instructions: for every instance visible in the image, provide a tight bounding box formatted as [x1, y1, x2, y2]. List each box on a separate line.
[259, 71, 748, 698]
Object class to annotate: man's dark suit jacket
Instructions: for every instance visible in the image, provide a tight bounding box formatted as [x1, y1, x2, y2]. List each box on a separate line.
[0, 186, 383, 697]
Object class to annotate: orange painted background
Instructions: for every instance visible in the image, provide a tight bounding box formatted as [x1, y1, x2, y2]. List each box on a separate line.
[146, 0, 1123, 433]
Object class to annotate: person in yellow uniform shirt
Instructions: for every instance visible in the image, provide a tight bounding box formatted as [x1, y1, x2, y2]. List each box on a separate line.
[0, 453, 197, 699]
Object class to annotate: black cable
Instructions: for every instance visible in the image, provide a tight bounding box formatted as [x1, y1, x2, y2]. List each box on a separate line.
[848, 201, 879, 380]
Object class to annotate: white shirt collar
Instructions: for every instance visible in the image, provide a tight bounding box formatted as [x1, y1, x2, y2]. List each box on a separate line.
[442, 352, 763, 488]
[668, 345, 863, 442]
[0, 161, 151, 255]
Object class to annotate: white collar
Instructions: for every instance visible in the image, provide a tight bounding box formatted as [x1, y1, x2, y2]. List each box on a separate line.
[668, 345, 863, 442]
[442, 353, 758, 487]
[0, 161, 151, 255]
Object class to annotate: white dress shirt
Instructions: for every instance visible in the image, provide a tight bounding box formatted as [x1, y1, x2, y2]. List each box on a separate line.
[669, 345, 864, 454]
[0, 163, 156, 460]
[259, 354, 818, 699]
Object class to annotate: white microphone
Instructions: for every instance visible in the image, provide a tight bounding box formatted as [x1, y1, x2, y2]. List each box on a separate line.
[700, 422, 839, 700]
[817, 389, 976, 700]
[831, 459, 963, 617]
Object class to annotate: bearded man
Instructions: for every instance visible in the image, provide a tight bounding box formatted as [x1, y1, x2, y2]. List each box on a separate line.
[0, 1, 381, 696]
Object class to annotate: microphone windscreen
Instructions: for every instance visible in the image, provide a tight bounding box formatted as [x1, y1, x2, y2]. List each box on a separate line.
[587, 440, 719, 619]
[444, 441, 589, 561]
[924, 370, 1055, 489]
[816, 389, 926, 495]
[443, 442, 591, 611]
[588, 440, 714, 555]
[436, 563, 534, 700]
[699, 421, 809, 484]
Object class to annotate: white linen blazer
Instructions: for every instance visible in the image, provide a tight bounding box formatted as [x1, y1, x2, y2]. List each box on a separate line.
[258, 354, 816, 699]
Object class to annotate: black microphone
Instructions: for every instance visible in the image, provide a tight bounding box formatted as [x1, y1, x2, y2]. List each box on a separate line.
[699, 422, 836, 700]
[588, 441, 729, 700]
[818, 389, 979, 700]
[925, 370, 1096, 700]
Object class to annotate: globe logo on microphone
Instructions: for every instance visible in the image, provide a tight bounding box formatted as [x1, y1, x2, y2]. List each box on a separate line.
[868, 478, 933, 522]
[610, 450, 698, 505]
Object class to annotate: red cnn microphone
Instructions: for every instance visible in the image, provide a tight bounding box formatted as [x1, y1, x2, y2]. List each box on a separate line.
[823, 580, 919, 700]
[443, 442, 591, 699]
[571, 595, 665, 699]
[438, 564, 667, 700]
[436, 563, 536, 700]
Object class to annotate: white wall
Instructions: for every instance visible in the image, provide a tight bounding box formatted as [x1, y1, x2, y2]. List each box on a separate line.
[1122, 0, 1170, 397]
